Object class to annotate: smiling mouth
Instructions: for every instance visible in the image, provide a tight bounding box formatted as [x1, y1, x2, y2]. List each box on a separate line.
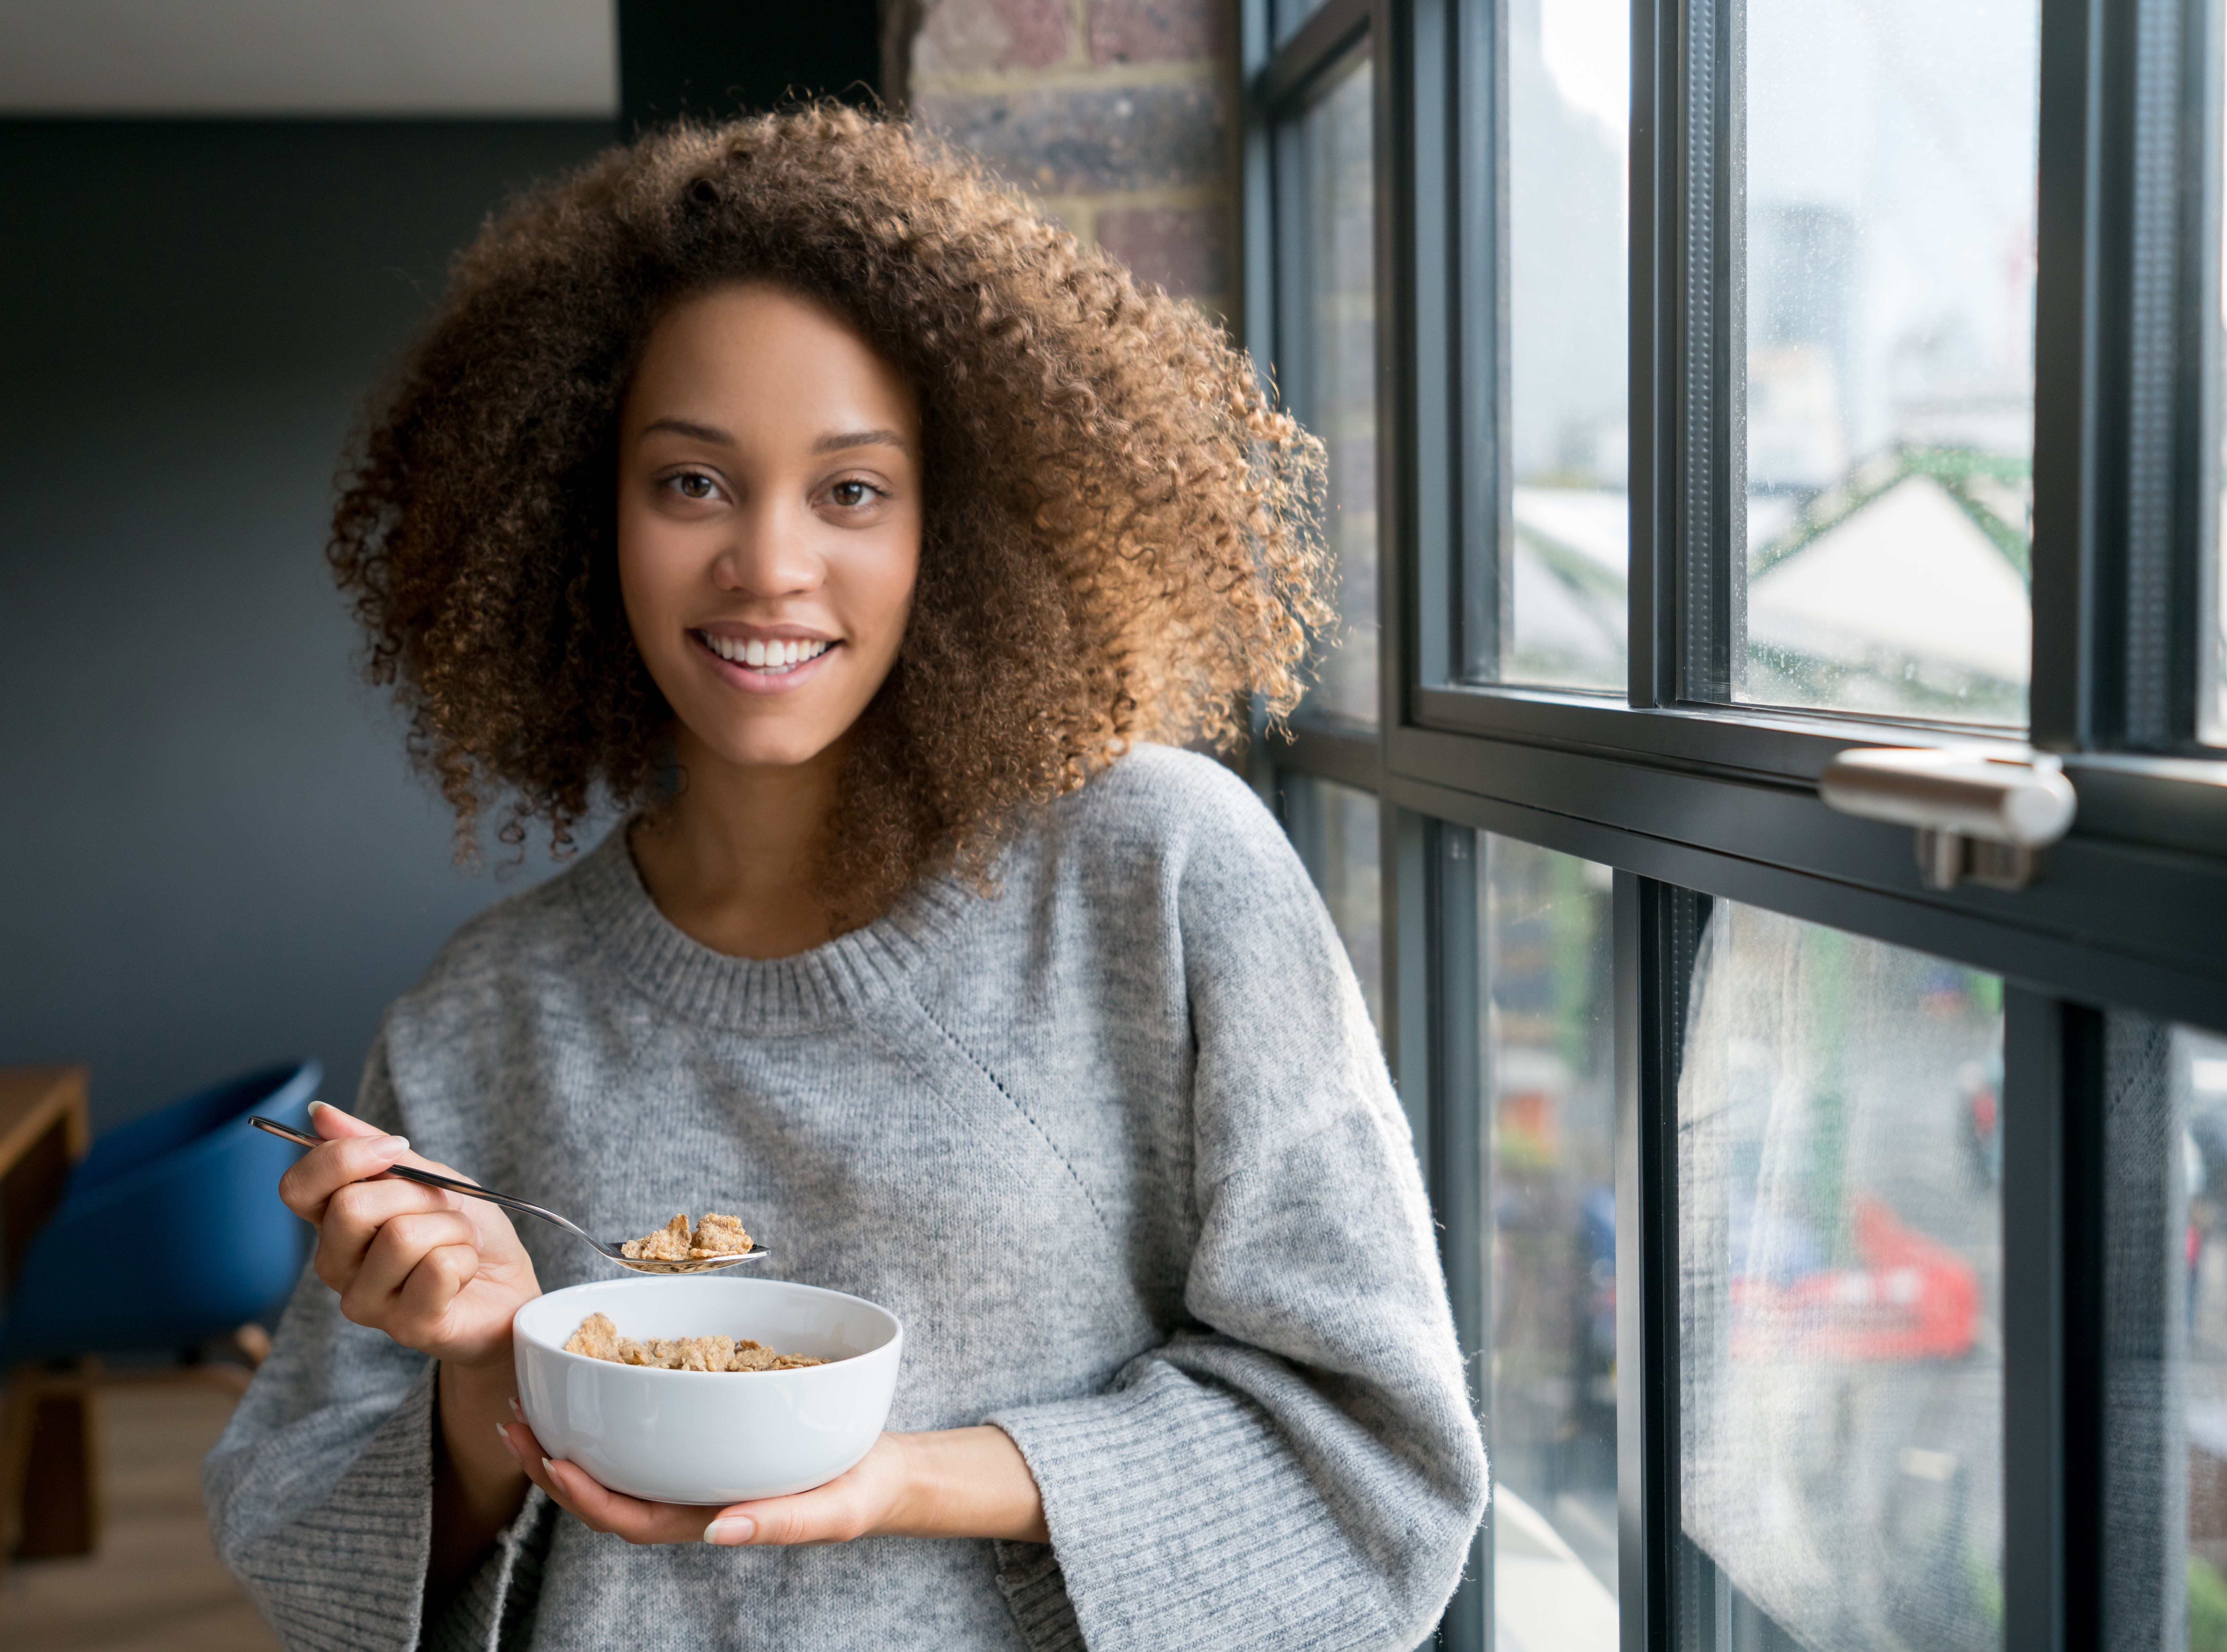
[695, 632, 835, 675]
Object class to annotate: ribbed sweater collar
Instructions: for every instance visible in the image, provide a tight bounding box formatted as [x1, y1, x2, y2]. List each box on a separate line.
[567, 824, 982, 1034]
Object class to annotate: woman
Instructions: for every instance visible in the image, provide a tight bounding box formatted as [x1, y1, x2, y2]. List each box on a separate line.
[205, 106, 1485, 1651]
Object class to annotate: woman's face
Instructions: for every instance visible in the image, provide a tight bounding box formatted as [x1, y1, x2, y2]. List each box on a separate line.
[616, 283, 922, 774]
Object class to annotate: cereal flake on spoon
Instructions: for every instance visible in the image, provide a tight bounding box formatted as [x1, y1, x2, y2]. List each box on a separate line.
[620, 1211, 754, 1262]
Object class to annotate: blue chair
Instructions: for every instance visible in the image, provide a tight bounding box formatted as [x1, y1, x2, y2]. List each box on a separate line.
[0, 1060, 321, 1365]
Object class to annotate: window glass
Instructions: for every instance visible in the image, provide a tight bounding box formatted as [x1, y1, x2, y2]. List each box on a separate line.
[1740, 0, 2039, 725]
[1679, 900, 2006, 1648]
[1498, 0, 1630, 691]
[1290, 57, 1379, 726]
[1282, 773, 1382, 1029]
[2102, 1015, 2227, 1647]
[1275, 0, 1334, 46]
[1474, 831, 1619, 1650]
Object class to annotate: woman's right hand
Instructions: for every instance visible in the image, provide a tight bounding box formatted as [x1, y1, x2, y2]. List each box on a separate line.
[277, 1099, 541, 1371]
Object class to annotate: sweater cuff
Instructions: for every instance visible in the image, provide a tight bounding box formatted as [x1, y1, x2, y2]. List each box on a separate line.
[424, 1486, 555, 1652]
[226, 1363, 438, 1652]
[992, 1540, 1088, 1651]
[988, 1361, 1383, 1652]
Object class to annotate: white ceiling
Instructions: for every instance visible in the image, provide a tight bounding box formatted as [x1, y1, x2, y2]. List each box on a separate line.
[0, 0, 619, 116]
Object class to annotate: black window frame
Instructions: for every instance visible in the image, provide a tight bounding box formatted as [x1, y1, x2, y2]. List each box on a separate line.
[1245, 0, 2227, 1646]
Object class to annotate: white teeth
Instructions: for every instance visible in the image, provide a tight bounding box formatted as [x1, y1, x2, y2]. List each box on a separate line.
[701, 634, 832, 671]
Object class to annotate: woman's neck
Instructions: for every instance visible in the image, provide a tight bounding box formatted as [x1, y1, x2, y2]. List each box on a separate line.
[627, 731, 848, 960]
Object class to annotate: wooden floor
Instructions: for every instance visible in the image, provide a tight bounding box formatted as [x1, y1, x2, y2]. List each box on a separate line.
[0, 1384, 279, 1652]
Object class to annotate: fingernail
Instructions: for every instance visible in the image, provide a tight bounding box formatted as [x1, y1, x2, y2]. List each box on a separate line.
[307, 1099, 330, 1116]
[378, 1135, 410, 1153]
[542, 1457, 558, 1479]
[703, 1517, 755, 1545]
[509, 1396, 524, 1422]
[495, 1423, 518, 1457]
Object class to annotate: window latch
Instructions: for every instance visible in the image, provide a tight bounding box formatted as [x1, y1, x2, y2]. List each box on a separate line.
[1817, 747, 2078, 892]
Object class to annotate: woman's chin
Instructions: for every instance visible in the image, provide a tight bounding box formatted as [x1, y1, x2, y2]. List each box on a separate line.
[690, 724, 852, 775]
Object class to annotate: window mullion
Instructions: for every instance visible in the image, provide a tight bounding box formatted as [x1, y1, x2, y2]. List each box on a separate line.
[1616, 871, 1683, 1652]
[2032, 0, 2126, 751]
[1456, 0, 1507, 690]
[2032, 0, 2215, 752]
[1669, 0, 1738, 706]
[1425, 816, 1486, 1649]
[1631, 0, 1676, 709]
[1240, 0, 1275, 394]
[2000, 986, 2106, 1649]
[1402, 0, 1456, 699]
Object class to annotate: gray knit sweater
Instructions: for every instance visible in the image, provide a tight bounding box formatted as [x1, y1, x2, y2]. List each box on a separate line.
[204, 745, 1486, 1651]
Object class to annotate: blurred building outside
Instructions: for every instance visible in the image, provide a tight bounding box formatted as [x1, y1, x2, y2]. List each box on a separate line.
[1505, 0, 2040, 727]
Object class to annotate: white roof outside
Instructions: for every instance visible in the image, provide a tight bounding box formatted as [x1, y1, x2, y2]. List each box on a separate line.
[1746, 474, 2030, 686]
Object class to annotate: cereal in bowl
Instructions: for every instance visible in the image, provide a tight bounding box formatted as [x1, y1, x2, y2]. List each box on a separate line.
[563, 1311, 832, 1372]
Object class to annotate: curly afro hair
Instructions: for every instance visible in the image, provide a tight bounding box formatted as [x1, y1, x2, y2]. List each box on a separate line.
[330, 105, 1329, 925]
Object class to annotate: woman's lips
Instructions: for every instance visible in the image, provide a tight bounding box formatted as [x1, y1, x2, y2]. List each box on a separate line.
[691, 629, 840, 694]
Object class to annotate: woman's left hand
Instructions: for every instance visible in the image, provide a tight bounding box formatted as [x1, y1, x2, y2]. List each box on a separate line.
[495, 1418, 1048, 1547]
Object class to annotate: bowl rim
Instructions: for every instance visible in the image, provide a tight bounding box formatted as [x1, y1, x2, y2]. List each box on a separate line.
[514, 1275, 904, 1380]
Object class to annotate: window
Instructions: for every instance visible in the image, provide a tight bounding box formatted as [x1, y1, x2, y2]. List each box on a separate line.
[1472, 832, 1618, 1650]
[1247, 0, 2227, 1644]
[1498, 0, 1631, 691]
[1282, 48, 1378, 727]
[1681, 905, 2004, 1647]
[1739, 0, 2039, 724]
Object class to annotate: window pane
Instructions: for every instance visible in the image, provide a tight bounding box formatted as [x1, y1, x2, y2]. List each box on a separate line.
[1741, 0, 2039, 725]
[1275, 0, 1333, 46]
[1498, 0, 1630, 691]
[1290, 58, 1378, 726]
[1680, 901, 2006, 1648]
[2102, 1014, 2227, 1646]
[1282, 773, 1381, 1029]
[1475, 832, 1619, 1650]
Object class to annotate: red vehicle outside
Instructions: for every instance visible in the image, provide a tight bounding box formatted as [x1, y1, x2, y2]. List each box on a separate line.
[1731, 1194, 1980, 1363]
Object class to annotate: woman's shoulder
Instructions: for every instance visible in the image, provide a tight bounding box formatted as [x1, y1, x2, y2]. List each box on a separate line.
[1044, 743, 1310, 905]
[1058, 743, 1277, 843]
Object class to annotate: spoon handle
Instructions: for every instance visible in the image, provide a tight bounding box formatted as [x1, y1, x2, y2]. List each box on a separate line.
[249, 1115, 588, 1240]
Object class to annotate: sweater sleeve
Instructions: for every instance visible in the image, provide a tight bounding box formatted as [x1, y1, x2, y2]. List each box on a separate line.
[988, 771, 1488, 1652]
[201, 1035, 554, 1652]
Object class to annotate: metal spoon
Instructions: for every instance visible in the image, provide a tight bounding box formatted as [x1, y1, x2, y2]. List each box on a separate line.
[250, 1115, 772, 1275]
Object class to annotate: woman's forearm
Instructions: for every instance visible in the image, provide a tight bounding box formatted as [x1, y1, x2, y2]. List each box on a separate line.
[887, 1426, 1049, 1543]
[430, 1356, 532, 1601]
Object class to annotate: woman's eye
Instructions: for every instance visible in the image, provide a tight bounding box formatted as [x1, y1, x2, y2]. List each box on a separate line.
[671, 472, 717, 501]
[828, 481, 879, 509]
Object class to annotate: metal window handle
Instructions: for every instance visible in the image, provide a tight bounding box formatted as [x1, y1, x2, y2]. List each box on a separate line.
[1818, 747, 2077, 892]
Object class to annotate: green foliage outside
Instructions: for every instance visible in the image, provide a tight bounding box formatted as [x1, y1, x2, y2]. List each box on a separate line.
[2191, 1556, 2227, 1652]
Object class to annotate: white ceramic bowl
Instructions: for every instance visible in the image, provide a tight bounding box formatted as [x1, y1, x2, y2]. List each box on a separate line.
[513, 1276, 904, 1505]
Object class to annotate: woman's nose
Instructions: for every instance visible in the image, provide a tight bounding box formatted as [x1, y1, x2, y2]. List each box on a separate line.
[711, 503, 821, 598]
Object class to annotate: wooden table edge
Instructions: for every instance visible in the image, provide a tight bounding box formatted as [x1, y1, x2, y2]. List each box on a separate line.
[0, 1066, 90, 1171]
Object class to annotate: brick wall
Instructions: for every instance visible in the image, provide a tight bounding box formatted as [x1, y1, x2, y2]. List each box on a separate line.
[897, 0, 1238, 322]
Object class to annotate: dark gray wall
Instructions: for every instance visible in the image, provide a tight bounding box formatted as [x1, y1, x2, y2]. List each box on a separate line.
[0, 120, 617, 1133]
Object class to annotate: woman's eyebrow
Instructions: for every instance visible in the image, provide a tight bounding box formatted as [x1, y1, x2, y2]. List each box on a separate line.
[639, 417, 731, 444]
[812, 428, 909, 455]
